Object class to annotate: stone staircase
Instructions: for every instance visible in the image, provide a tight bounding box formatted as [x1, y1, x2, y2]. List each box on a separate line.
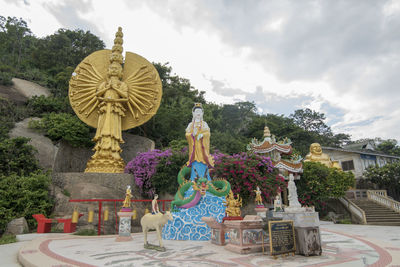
[352, 199, 400, 226]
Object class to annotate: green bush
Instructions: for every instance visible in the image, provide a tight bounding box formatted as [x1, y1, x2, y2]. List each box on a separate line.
[29, 113, 93, 147]
[27, 95, 72, 116]
[297, 162, 355, 214]
[0, 172, 53, 233]
[15, 68, 47, 84]
[0, 234, 17, 244]
[0, 99, 32, 140]
[0, 137, 40, 176]
[74, 229, 97, 236]
[0, 64, 16, 73]
[0, 72, 13, 85]
[151, 149, 187, 196]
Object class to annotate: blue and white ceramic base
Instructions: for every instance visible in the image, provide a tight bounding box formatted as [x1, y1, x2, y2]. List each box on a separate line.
[162, 192, 226, 240]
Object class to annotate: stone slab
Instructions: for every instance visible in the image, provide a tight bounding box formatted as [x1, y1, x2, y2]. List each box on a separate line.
[272, 211, 320, 227]
[295, 226, 322, 256]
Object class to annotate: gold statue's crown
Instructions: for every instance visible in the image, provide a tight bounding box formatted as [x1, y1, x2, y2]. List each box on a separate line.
[110, 27, 124, 65]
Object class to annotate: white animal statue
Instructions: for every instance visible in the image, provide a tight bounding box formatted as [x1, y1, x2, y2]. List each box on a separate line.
[140, 211, 173, 249]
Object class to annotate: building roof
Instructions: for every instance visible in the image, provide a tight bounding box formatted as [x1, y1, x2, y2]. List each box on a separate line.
[247, 137, 292, 154]
[273, 159, 303, 173]
[322, 146, 400, 159]
[342, 141, 376, 151]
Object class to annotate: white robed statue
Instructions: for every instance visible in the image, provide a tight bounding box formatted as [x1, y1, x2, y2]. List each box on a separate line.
[286, 173, 306, 212]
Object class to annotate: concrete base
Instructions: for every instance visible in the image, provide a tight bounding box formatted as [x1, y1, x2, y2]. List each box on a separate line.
[224, 215, 268, 254]
[202, 217, 227, 245]
[254, 207, 269, 219]
[117, 211, 134, 241]
[272, 211, 320, 227]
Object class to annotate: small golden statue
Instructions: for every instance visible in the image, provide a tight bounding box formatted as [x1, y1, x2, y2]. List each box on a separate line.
[304, 143, 342, 170]
[223, 190, 242, 217]
[122, 185, 133, 208]
[69, 27, 162, 173]
[254, 186, 263, 206]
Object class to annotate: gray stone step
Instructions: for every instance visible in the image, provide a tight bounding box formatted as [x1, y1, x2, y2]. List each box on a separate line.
[350, 199, 400, 226]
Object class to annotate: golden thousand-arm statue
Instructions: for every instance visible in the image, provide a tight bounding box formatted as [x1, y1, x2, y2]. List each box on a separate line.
[69, 27, 162, 173]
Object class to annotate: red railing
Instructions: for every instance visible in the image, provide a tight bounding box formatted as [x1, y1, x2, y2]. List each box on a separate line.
[69, 199, 172, 235]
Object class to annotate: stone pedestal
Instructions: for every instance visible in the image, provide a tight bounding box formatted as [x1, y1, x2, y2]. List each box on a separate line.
[224, 215, 268, 254]
[115, 211, 133, 242]
[254, 207, 269, 219]
[202, 217, 227, 245]
[272, 211, 321, 256]
[222, 216, 243, 222]
[272, 211, 319, 227]
[295, 227, 322, 256]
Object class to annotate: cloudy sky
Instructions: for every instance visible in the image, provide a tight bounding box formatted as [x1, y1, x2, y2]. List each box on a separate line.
[2, 0, 400, 141]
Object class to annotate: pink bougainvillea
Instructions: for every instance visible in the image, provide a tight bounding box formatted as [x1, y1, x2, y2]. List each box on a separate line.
[210, 152, 286, 205]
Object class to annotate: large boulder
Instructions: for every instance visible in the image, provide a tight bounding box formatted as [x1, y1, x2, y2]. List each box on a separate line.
[9, 117, 58, 170]
[0, 84, 28, 104]
[51, 172, 149, 234]
[11, 78, 50, 98]
[5, 217, 29, 235]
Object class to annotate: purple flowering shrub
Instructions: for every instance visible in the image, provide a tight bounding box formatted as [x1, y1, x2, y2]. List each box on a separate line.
[125, 149, 172, 197]
[210, 152, 286, 206]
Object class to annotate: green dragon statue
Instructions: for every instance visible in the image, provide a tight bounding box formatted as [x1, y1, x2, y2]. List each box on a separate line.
[171, 166, 231, 211]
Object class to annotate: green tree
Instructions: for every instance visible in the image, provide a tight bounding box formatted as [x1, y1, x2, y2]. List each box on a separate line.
[364, 162, 400, 201]
[0, 16, 33, 70]
[376, 139, 400, 156]
[297, 162, 355, 213]
[31, 28, 105, 73]
[290, 108, 331, 135]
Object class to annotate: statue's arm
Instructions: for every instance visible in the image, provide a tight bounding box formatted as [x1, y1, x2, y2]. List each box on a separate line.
[96, 83, 107, 96]
[114, 83, 129, 99]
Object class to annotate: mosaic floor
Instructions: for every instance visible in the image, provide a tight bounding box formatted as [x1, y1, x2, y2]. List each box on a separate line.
[17, 225, 400, 267]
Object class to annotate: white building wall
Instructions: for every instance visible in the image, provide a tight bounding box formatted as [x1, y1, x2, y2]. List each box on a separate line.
[322, 150, 363, 178]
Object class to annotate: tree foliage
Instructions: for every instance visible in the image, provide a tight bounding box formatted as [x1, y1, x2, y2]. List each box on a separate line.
[376, 139, 400, 157]
[297, 162, 355, 213]
[29, 113, 93, 147]
[364, 162, 400, 201]
[0, 172, 53, 233]
[0, 137, 40, 176]
[291, 108, 331, 134]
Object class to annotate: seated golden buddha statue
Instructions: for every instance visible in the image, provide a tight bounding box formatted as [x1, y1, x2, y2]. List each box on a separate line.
[304, 143, 342, 170]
